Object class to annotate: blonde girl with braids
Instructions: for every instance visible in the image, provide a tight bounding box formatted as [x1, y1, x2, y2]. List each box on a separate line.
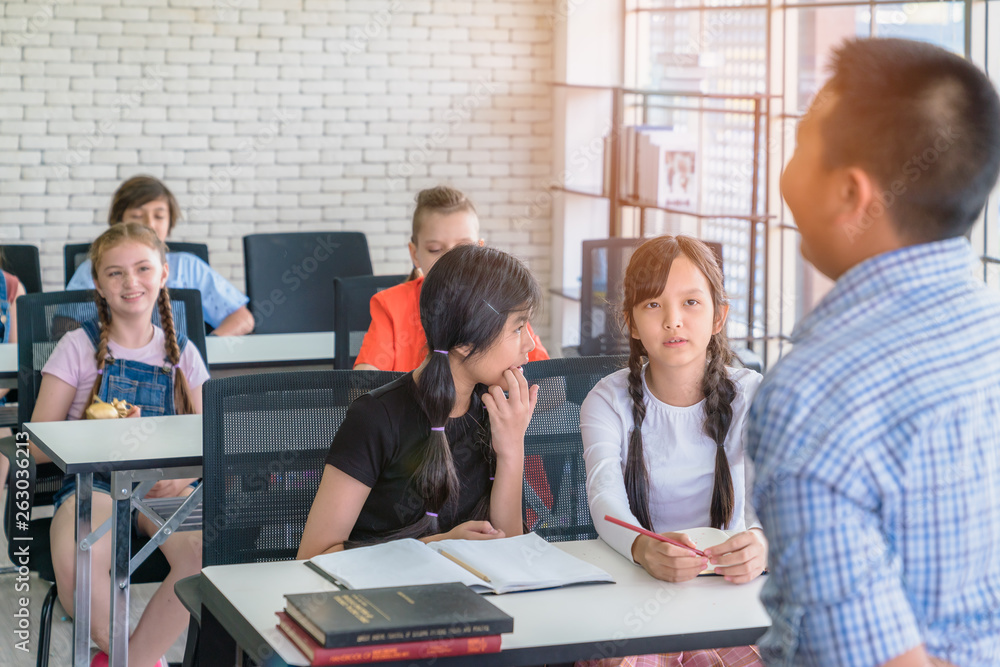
[354, 184, 548, 371]
[30, 223, 209, 667]
[298, 244, 539, 557]
[579, 236, 765, 667]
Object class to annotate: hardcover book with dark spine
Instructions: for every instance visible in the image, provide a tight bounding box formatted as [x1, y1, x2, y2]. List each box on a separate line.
[276, 612, 502, 665]
[284, 582, 514, 648]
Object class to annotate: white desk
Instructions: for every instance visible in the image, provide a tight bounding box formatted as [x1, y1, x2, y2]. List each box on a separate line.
[25, 414, 203, 667]
[205, 332, 334, 372]
[0, 332, 334, 377]
[186, 539, 770, 666]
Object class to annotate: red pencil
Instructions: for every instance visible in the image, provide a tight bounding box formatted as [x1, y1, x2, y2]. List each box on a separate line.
[604, 515, 708, 557]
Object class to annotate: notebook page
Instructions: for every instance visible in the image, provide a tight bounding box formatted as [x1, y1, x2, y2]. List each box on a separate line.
[677, 527, 734, 574]
[428, 532, 614, 594]
[307, 538, 486, 590]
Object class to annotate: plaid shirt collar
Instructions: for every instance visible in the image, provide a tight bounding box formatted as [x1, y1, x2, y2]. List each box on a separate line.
[791, 236, 977, 344]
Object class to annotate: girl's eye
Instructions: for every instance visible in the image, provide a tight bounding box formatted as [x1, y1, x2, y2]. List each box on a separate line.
[685, 299, 699, 306]
[645, 301, 659, 309]
[514, 326, 523, 334]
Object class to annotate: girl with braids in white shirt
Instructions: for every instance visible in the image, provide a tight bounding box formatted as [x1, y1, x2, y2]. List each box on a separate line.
[579, 235, 766, 667]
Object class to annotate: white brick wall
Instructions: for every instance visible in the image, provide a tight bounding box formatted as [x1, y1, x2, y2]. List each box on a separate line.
[0, 0, 555, 340]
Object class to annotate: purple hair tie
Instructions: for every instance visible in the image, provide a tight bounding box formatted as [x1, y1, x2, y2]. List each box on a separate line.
[430, 426, 445, 432]
[97, 369, 103, 375]
[433, 349, 449, 355]
[425, 511, 438, 518]
[489, 476, 495, 481]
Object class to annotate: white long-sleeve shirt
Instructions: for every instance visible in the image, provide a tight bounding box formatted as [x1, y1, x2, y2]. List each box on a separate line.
[581, 365, 763, 562]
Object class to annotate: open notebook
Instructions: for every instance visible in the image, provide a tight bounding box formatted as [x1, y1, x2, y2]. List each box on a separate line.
[305, 532, 615, 594]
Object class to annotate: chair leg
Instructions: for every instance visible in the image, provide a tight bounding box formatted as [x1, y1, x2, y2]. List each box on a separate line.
[182, 616, 200, 667]
[37, 582, 58, 667]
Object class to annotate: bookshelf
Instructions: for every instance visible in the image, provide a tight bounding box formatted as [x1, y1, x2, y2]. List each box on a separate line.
[551, 0, 997, 366]
[551, 80, 775, 357]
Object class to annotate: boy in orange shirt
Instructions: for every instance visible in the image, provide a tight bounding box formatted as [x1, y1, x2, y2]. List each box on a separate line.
[355, 186, 549, 371]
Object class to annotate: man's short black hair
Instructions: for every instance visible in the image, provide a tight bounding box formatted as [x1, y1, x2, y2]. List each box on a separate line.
[822, 38, 1000, 242]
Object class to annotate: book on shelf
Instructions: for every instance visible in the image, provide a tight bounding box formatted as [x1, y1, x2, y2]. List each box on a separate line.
[305, 531, 615, 595]
[276, 611, 502, 665]
[638, 129, 698, 211]
[283, 582, 513, 649]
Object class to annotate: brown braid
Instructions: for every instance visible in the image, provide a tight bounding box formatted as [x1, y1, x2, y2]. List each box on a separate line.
[621, 235, 739, 531]
[157, 289, 196, 415]
[624, 335, 654, 530]
[703, 333, 736, 529]
[86, 295, 114, 407]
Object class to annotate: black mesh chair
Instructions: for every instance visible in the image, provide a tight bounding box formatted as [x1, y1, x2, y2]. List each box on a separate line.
[200, 369, 402, 567]
[1, 244, 43, 294]
[0, 288, 206, 667]
[580, 238, 723, 356]
[243, 232, 373, 334]
[332, 273, 407, 369]
[521, 355, 626, 542]
[179, 369, 401, 666]
[63, 241, 211, 287]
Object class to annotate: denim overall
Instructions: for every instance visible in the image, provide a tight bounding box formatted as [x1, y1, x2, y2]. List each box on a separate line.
[0, 272, 9, 344]
[52, 320, 191, 509]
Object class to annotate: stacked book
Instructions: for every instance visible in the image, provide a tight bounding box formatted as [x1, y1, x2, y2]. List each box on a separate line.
[276, 582, 513, 665]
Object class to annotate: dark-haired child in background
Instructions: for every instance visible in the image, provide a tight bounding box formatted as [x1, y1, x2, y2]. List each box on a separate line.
[0, 256, 24, 489]
[66, 175, 254, 336]
[580, 235, 765, 667]
[354, 185, 548, 372]
[298, 244, 540, 556]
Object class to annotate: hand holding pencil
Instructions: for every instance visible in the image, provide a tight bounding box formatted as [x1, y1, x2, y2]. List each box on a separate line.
[605, 515, 709, 583]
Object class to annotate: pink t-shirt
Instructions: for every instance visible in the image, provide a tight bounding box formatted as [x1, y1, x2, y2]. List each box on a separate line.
[42, 326, 210, 421]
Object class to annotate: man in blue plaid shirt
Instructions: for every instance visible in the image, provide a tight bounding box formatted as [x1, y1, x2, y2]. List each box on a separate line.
[747, 38, 1000, 667]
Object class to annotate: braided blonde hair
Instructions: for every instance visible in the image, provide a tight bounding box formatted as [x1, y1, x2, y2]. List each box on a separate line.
[87, 222, 196, 415]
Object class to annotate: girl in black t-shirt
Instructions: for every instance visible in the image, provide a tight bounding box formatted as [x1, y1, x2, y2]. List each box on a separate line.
[298, 244, 541, 557]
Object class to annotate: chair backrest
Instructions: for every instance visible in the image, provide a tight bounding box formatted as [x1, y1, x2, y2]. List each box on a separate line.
[201, 369, 403, 566]
[521, 355, 626, 542]
[64, 241, 211, 287]
[15, 288, 207, 430]
[243, 232, 373, 335]
[332, 274, 407, 369]
[8, 288, 206, 576]
[1, 244, 43, 294]
[580, 238, 723, 356]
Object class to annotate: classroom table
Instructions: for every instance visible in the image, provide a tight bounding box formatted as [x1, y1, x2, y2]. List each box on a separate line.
[0, 332, 335, 426]
[179, 539, 770, 667]
[205, 331, 335, 376]
[24, 414, 203, 667]
[0, 331, 335, 378]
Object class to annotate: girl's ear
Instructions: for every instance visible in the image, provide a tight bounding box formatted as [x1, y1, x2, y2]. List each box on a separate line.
[159, 259, 170, 289]
[712, 302, 730, 336]
[408, 241, 420, 271]
[453, 342, 473, 358]
[476, 238, 485, 247]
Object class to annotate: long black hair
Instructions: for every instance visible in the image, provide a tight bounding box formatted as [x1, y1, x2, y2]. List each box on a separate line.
[404, 244, 540, 539]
